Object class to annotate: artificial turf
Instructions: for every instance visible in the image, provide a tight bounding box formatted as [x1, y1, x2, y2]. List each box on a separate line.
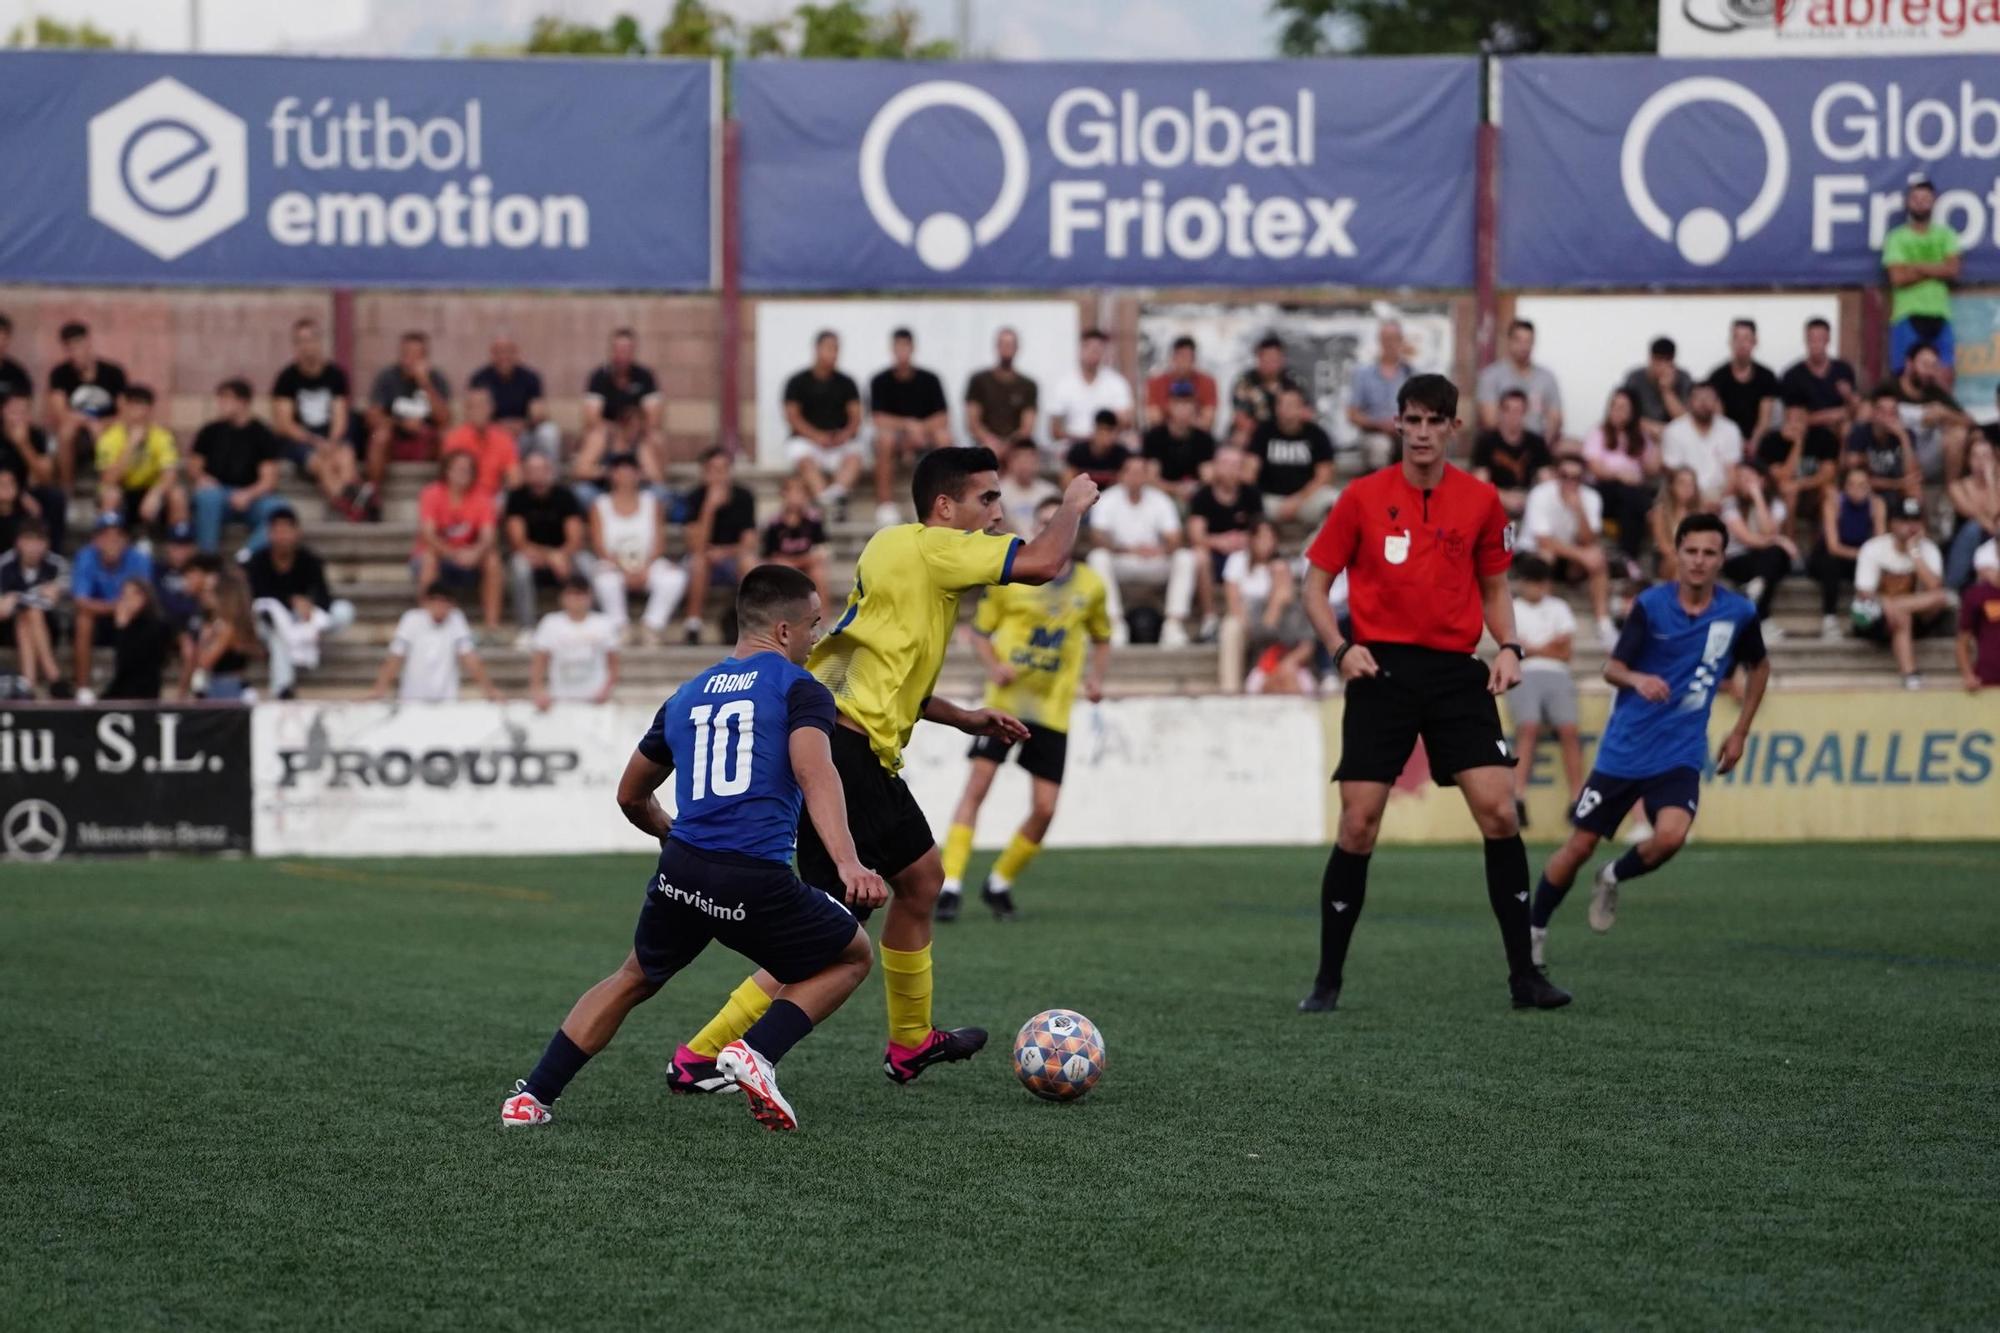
[5, 843, 1995, 1331]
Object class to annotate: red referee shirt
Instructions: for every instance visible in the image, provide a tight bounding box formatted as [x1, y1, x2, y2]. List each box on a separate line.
[1306, 463, 1512, 654]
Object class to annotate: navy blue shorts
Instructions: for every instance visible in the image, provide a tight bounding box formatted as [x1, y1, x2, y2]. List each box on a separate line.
[632, 839, 858, 987]
[1570, 766, 1701, 838]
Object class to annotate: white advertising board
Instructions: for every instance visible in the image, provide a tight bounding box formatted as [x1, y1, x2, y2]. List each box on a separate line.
[1661, 0, 2000, 57]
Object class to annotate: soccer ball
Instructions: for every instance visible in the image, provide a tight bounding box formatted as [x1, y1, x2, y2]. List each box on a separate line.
[1012, 1009, 1105, 1102]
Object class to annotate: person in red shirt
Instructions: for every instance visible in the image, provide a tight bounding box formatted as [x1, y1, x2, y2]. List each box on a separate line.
[413, 450, 503, 632]
[1143, 334, 1219, 432]
[1298, 373, 1571, 1014]
[440, 386, 521, 504]
[1959, 539, 2000, 690]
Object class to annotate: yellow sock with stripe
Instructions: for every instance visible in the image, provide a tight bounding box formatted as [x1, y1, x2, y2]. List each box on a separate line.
[686, 975, 774, 1059]
[940, 822, 974, 889]
[989, 832, 1042, 889]
[880, 944, 934, 1049]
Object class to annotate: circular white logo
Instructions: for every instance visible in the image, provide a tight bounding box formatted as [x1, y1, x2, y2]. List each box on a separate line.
[88, 77, 249, 262]
[120, 117, 222, 219]
[1620, 78, 1788, 267]
[3, 799, 67, 862]
[858, 81, 1029, 273]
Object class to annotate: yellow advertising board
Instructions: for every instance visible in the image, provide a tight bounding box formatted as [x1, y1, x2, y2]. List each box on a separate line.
[1318, 689, 2000, 844]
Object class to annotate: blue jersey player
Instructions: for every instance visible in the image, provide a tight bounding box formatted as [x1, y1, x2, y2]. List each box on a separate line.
[1530, 513, 1771, 964]
[502, 565, 887, 1133]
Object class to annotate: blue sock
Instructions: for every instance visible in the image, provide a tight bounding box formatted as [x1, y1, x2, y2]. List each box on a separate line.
[1609, 847, 1656, 885]
[1530, 873, 1570, 929]
[523, 1029, 591, 1104]
[741, 999, 813, 1065]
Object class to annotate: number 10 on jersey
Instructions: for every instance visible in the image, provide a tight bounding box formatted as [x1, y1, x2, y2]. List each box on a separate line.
[688, 701, 755, 799]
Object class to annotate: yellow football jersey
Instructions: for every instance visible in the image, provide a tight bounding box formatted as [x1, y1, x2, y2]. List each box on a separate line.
[809, 523, 1021, 772]
[94, 424, 178, 491]
[974, 565, 1112, 733]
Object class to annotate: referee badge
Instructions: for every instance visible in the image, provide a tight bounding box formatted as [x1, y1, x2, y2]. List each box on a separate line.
[1502, 522, 1517, 553]
[1383, 530, 1411, 565]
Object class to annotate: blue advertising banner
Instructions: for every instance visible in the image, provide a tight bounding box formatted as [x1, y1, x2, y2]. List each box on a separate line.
[1500, 55, 2000, 288]
[0, 52, 714, 289]
[738, 60, 1477, 291]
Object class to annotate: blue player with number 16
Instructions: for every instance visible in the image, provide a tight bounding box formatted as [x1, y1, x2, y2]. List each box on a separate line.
[1529, 513, 1771, 964]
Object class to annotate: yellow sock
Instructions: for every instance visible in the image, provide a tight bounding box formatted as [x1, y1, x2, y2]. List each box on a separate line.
[941, 822, 974, 884]
[880, 944, 933, 1049]
[991, 832, 1042, 887]
[686, 975, 774, 1059]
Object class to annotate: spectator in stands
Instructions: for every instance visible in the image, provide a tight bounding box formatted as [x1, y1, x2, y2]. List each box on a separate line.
[1344, 319, 1411, 474]
[965, 327, 1039, 453]
[0, 470, 24, 554]
[568, 402, 652, 506]
[582, 327, 664, 445]
[413, 450, 503, 635]
[0, 392, 64, 551]
[503, 450, 590, 632]
[1959, 539, 2000, 690]
[1520, 452, 1616, 642]
[1141, 382, 1217, 503]
[1621, 336, 1694, 443]
[1810, 465, 1885, 639]
[1581, 387, 1658, 563]
[1649, 467, 1708, 581]
[189, 378, 284, 554]
[1854, 496, 1953, 689]
[93, 386, 184, 536]
[782, 330, 864, 517]
[1506, 554, 1583, 826]
[191, 561, 266, 700]
[1883, 173, 1960, 379]
[1187, 443, 1264, 639]
[679, 446, 760, 645]
[1229, 334, 1300, 448]
[1144, 334, 1218, 432]
[442, 385, 521, 504]
[1087, 454, 1197, 647]
[470, 336, 556, 457]
[1844, 385, 1922, 501]
[1477, 319, 1563, 442]
[1779, 317, 1859, 448]
[1987, 385, 2000, 451]
[271, 317, 358, 518]
[997, 438, 1057, 537]
[1705, 318, 1780, 443]
[1226, 517, 1311, 694]
[70, 512, 152, 703]
[1659, 382, 1743, 504]
[1048, 328, 1134, 452]
[1245, 385, 1337, 525]
[1755, 398, 1840, 530]
[0, 313, 29, 409]
[1719, 461, 1796, 630]
[246, 507, 354, 697]
[1470, 388, 1553, 516]
[364, 581, 502, 704]
[588, 452, 684, 644]
[46, 321, 127, 491]
[760, 475, 833, 611]
[1945, 434, 2000, 589]
[152, 522, 201, 639]
[364, 331, 451, 515]
[0, 518, 65, 698]
[102, 575, 173, 702]
[868, 327, 951, 527]
[1892, 344, 1971, 484]
[1065, 409, 1133, 490]
[530, 573, 620, 710]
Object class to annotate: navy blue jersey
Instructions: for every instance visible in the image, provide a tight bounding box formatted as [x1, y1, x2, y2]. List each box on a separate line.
[636, 651, 837, 865]
[1595, 583, 1767, 779]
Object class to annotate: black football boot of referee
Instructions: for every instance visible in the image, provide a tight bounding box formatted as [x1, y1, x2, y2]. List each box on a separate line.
[1509, 966, 1573, 1010]
[1296, 985, 1339, 1013]
[980, 876, 1018, 921]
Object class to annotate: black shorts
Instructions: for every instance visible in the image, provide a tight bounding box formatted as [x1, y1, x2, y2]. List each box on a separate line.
[1334, 643, 1513, 787]
[633, 839, 857, 987]
[1570, 767, 1700, 837]
[795, 724, 934, 920]
[968, 722, 1069, 784]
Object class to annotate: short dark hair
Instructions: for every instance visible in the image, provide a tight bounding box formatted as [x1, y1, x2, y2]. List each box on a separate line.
[121, 384, 155, 406]
[1509, 318, 1534, 336]
[1172, 334, 1196, 353]
[400, 330, 428, 346]
[1396, 373, 1459, 418]
[737, 563, 818, 632]
[189, 553, 226, 577]
[1093, 408, 1118, 429]
[15, 517, 46, 541]
[216, 377, 253, 402]
[1870, 381, 1901, 403]
[1007, 437, 1039, 454]
[560, 572, 593, 595]
[913, 445, 999, 518]
[891, 327, 914, 343]
[814, 328, 837, 347]
[611, 327, 636, 341]
[700, 445, 730, 466]
[292, 317, 319, 336]
[1806, 316, 1831, 333]
[1732, 318, 1757, 336]
[1500, 387, 1529, 405]
[1512, 553, 1552, 583]
[59, 321, 89, 343]
[1675, 512, 1728, 548]
[1649, 337, 1677, 360]
[1256, 334, 1284, 353]
[1080, 327, 1107, 343]
[266, 505, 299, 528]
[423, 580, 454, 600]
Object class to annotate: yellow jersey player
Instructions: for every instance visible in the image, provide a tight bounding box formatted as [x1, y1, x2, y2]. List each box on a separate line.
[939, 495, 1112, 921]
[671, 448, 1100, 1088]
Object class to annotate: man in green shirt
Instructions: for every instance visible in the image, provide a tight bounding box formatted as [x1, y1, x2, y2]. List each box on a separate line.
[1882, 173, 1961, 380]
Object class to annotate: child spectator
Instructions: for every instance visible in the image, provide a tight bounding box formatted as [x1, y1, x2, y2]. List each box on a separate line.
[1470, 388, 1552, 517]
[530, 573, 620, 710]
[0, 519, 66, 698]
[1520, 452, 1615, 642]
[1226, 518, 1311, 694]
[761, 476, 832, 611]
[94, 386, 185, 535]
[1808, 466, 1886, 639]
[70, 512, 153, 703]
[440, 385, 522, 505]
[413, 451, 503, 635]
[1506, 554, 1583, 829]
[102, 576, 174, 702]
[1580, 388, 1658, 562]
[1088, 454, 1197, 647]
[189, 378, 284, 553]
[1944, 435, 2000, 589]
[503, 450, 590, 631]
[1853, 496, 1954, 690]
[365, 582, 502, 704]
[1064, 409, 1132, 490]
[1958, 540, 2000, 691]
[1720, 461, 1797, 630]
[678, 447, 760, 644]
[589, 453, 686, 644]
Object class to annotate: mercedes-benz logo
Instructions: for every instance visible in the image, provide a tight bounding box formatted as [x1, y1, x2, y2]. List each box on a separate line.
[3, 799, 67, 862]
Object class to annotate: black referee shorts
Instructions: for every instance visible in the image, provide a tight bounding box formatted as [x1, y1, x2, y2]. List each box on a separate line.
[1334, 643, 1514, 788]
[795, 724, 935, 920]
[968, 722, 1069, 784]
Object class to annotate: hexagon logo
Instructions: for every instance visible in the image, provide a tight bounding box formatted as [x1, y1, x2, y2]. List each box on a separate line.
[88, 77, 247, 261]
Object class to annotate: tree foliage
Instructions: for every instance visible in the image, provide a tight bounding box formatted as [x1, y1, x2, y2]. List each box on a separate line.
[5, 16, 122, 49]
[521, 0, 951, 60]
[1271, 0, 1655, 55]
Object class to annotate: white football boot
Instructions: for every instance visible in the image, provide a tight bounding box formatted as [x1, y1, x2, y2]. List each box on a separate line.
[500, 1079, 553, 1127]
[716, 1041, 798, 1132]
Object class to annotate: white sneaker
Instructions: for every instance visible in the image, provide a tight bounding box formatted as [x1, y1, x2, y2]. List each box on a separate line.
[1763, 622, 1787, 643]
[1530, 926, 1548, 968]
[1595, 616, 1617, 643]
[1160, 619, 1190, 648]
[1903, 673, 1924, 692]
[500, 1079, 553, 1127]
[1319, 672, 1343, 696]
[873, 501, 902, 529]
[75, 686, 98, 705]
[512, 630, 536, 651]
[716, 1040, 798, 1132]
[1244, 668, 1268, 695]
[1586, 863, 1619, 935]
[1742, 576, 1766, 606]
[1198, 613, 1220, 642]
[1820, 614, 1841, 641]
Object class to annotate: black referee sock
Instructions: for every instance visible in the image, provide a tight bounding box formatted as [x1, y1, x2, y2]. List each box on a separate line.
[1530, 874, 1569, 930]
[1316, 847, 1370, 991]
[1484, 835, 1537, 977]
[523, 1028, 591, 1105]
[741, 999, 813, 1066]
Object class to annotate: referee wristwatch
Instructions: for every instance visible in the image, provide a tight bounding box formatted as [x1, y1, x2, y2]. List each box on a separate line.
[1497, 642, 1525, 661]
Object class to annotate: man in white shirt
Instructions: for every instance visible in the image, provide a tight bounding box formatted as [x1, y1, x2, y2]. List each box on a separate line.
[997, 438, 1058, 537]
[1520, 452, 1615, 641]
[365, 582, 503, 703]
[530, 573, 621, 708]
[1659, 382, 1745, 504]
[1853, 495, 1955, 690]
[1507, 554, 1583, 826]
[1046, 328, 1134, 451]
[1085, 455, 1197, 647]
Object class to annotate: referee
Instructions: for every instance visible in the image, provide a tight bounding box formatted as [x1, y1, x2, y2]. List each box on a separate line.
[1297, 373, 1571, 1013]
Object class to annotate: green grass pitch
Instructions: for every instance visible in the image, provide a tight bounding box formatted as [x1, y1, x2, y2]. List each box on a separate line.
[7, 843, 1996, 1330]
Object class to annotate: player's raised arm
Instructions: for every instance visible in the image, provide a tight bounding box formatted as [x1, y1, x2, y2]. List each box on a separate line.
[1010, 474, 1099, 585]
[790, 727, 887, 909]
